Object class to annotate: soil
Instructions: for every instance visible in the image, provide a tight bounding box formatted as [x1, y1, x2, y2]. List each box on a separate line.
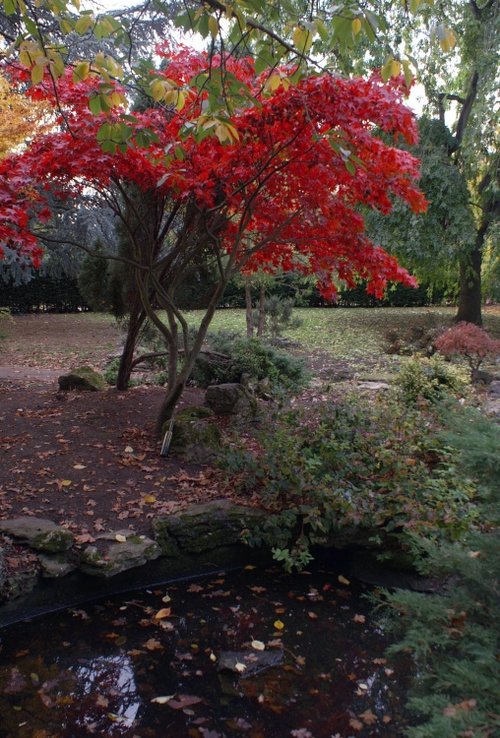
[0, 316, 252, 544]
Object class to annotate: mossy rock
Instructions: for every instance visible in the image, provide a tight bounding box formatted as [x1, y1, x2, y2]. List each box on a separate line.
[58, 366, 107, 392]
[0, 518, 74, 553]
[78, 533, 161, 577]
[152, 500, 266, 555]
[177, 405, 214, 419]
[168, 416, 222, 462]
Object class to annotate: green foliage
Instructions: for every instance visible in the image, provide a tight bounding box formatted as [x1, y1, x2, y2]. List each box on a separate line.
[77, 242, 111, 312]
[222, 396, 476, 571]
[191, 331, 308, 394]
[103, 357, 120, 386]
[376, 407, 500, 737]
[260, 295, 302, 339]
[395, 356, 469, 405]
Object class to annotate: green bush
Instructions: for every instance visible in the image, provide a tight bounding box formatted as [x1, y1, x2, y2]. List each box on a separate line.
[191, 332, 308, 394]
[222, 395, 476, 571]
[376, 406, 500, 738]
[396, 356, 469, 405]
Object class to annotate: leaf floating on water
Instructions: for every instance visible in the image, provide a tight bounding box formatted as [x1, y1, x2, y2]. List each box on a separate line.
[359, 709, 377, 725]
[209, 652, 217, 662]
[338, 574, 350, 585]
[353, 614, 366, 623]
[251, 640, 265, 651]
[187, 583, 204, 593]
[307, 611, 318, 620]
[166, 694, 203, 710]
[151, 695, 175, 704]
[143, 638, 164, 651]
[154, 608, 172, 619]
[234, 662, 247, 673]
[274, 619, 285, 630]
[161, 595, 172, 603]
[349, 717, 364, 731]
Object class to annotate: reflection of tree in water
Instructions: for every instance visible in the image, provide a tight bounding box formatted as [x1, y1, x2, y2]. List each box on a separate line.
[64, 655, 142, 733]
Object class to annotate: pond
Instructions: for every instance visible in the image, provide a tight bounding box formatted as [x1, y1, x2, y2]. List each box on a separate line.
[0, 564, 410, 738]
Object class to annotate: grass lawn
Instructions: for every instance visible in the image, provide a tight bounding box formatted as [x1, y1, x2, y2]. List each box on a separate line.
[1, 306, 499, 376]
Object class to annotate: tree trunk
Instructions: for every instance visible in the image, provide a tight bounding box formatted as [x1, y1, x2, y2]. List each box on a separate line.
[116, 305, 147, 390]
[245, 281, 254, 337]
[455, 229, 486, 326]
[257, 284, 266, 337]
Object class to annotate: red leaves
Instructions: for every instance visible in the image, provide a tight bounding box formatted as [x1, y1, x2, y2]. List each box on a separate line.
[0, 52, 426, 299]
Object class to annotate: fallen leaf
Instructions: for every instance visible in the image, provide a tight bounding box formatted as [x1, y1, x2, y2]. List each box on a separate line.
[307, 611, 318, 620]
[274, 619, 285, 630]
[349, 718, 363, 731]
[115, 534, 127, 543]
[234, 662, 247, 673]
[151, 695, 175, 704]
[251, 640, 265, 651]
[338, 574, 350, 585]
[154, 608, 172, 620]
[144, 638, 164, 651]
[166, 694, 203, 710]
[353, 614, 366, 623]
[73, 464, 86, 470]
[359, 709, 377, 725]
[143, 495, 157, 504]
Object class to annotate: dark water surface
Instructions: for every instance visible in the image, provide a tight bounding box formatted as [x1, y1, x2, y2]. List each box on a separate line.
[0, 565, 410, 738]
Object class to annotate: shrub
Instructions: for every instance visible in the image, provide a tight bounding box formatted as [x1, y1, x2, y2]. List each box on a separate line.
[396, 356, 469, 405]
[222, 396, 476, 571]
[376, 407, 500, 738]
[384, 316, 445, 356]
[191, 332, 308, 394]
[435, 322, 500, 380]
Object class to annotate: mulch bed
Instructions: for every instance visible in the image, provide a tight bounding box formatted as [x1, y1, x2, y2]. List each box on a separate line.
[0, 379, 239, 543]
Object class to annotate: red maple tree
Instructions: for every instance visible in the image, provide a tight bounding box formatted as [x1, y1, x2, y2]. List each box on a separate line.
[0, 50, 427, 428]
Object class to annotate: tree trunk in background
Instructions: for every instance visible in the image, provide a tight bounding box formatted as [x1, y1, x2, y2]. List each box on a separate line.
[455, 228, 486, 326]
[245, 281, 254, 337]
[257, 284, 266, 337]
[116, 304, 146, 390]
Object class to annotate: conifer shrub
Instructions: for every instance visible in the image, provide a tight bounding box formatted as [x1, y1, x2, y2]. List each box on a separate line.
[396, 356, 469, 405]
[376, 406, 500, 738]
[435, 322, 500, 380]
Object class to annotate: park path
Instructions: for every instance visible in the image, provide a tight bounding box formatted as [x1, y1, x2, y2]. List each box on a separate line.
[0, 366, 60, 382]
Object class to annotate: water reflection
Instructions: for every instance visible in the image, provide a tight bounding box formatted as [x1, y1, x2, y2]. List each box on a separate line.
[0, 567, 410, 737]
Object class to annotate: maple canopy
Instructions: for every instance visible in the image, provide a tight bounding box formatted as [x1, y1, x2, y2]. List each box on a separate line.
[0, 48, 426, 301]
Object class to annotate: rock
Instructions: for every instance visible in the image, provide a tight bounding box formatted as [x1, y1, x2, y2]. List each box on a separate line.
[205, 383, 255, 416]
[488, 380, 500, 397]
[177, 405, 214, 419]
[153, 500, 266, 556]
[357, 381, 391, 391]
[58, 366, 107, 392]
[38, 553, 76, 578]
[218, 649, 283, 677]
[0, 517, 73, 553]
[169, 415, 222, 462]
[78, 532, 161, 577]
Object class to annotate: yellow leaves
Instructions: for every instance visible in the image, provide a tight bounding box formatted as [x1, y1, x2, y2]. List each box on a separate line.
[73, 62, 90, 82]
[74, 13, 94, 35]
[292, 25, 313, 54]
[352, 18, 362, 37]
[273, 619, 285, 630]
[115, 533, 127, 543]
[197, 115, 239, 144]
[150, 78, 186, 112]
[154, 607, 172, 620]
[439, 28, 456, 53]
[208, 15, 219, 39]
[380, 56, 404, 83]
[143, 495, 157, 504]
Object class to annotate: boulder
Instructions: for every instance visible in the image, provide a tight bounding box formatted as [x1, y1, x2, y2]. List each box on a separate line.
[205, 383, 255, 416]
[38, 553, 76, 578]
[58, 366, 106, 392]
[153, 500, 266, 556]
[78, 531, 161, 577]
[488, 380, 500, 397]
[0, 517, 73, 553]
[177, 405, 214, 419]
[169, 415, 222, 462]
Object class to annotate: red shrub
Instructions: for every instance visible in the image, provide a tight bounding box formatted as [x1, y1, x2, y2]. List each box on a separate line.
[435, 322, 500, 378]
